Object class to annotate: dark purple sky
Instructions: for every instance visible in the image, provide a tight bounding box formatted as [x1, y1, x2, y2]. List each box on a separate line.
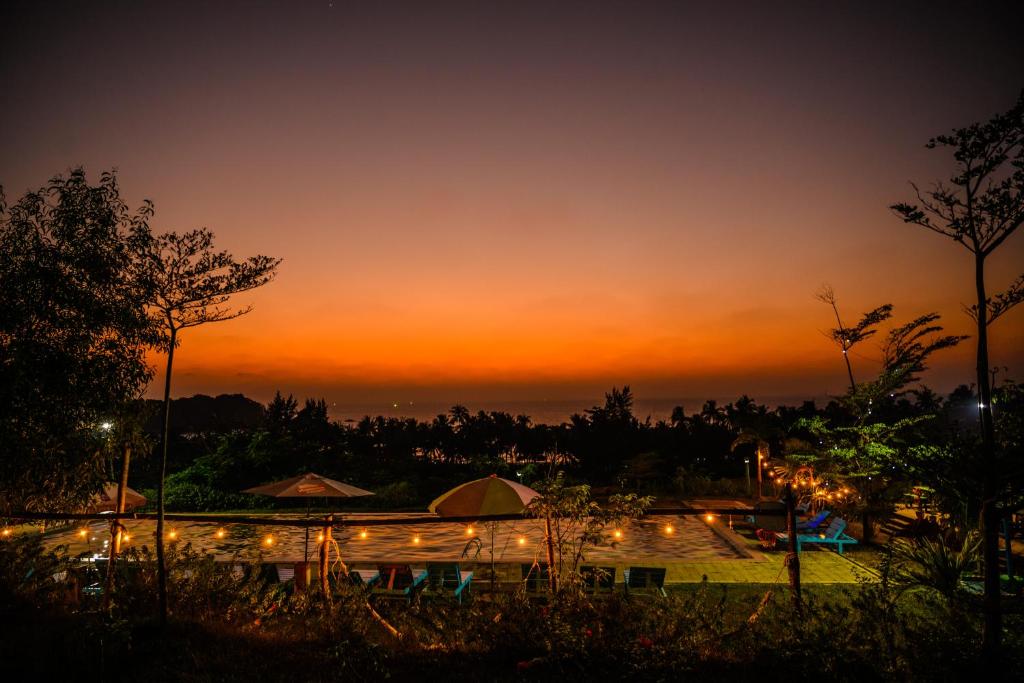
[2, 1, 1022, 406]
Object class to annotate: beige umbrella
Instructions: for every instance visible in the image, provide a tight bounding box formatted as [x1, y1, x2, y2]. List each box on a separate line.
[91, 483, 147, 512]
[243, 473, 374, 561]
[243, 473, 374, 499]
[429, 475, 540, 585]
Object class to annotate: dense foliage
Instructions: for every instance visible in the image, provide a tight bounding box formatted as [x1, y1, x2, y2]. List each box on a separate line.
[0, 170, 155, 512]
[1, 534, 1020, 681]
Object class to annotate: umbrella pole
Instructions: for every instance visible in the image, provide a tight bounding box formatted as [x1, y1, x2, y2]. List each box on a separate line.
[490, 522, 496, 591]
[304, 500, 310, 563]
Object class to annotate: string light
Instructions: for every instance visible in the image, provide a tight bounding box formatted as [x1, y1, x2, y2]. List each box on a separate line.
[359, 529, 368, 539]
[613, 529, 623, 539]
[168, 530, 178, 540]
[263, 534, 274, 546]
[316, 532, 325, 543]
[412, 535, 421, 545]
[518, 536, 526, 545]
[465, 526, 475, 536]
[705, 514, 714, 523]
[664, 524, 675, 535]
[215, 528, 226, 539]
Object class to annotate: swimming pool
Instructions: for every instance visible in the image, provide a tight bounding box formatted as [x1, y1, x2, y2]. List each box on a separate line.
[45, 513, 751, 564]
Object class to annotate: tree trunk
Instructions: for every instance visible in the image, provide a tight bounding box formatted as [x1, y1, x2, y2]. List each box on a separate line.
[319, 515, 333, 596]
[156, 329, 176, 626]
[975, 253, 1001, 658]
[102, 444, 131, 610]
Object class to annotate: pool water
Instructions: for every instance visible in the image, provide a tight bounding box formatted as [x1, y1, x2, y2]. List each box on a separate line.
[45, 513, 749, 564]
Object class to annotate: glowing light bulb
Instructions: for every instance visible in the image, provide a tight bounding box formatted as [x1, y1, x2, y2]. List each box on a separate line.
[412, 535, 420, 545]
[317, 533, 325, 542]
[664, 525, 674, 535]
[1, 528, 11, 537]
[359, 529, 368, 539]
[122, 533, 131, 542]
[263, 535, 274, 546]
[705, 514, 714, 523]
[613, 529, 623, 539]
[78, 529, 88, 538]
[168, 530, 178, 540]
[465, 526, 475, 536]
[215, 528, 226, 539]
[518, 536, 526, 545]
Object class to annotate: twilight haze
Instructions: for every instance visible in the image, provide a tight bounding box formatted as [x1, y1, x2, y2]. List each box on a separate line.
[2, 1, 1022, 413]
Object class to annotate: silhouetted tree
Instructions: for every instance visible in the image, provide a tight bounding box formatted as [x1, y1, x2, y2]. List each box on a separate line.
[140, 228, 279, 625]
[0, 169, 155, 512]
[891, 92, 1024, 655]
[816, 286, 893, 392]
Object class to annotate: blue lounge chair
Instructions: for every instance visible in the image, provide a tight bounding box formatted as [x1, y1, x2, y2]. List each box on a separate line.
[372, 564, 427, 602]
[624, 566, 667, 597]
[424, 562, 473, 603]
[580, 565, 616, 594]
[348, 568, 381, 588]
[779, 518, 858, 554]
[796, 510, 831, 533]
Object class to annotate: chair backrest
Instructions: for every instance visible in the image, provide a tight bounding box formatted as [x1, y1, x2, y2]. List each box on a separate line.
[378, 564, 415, 590]
[822, 518, 847, 539]
[521, 563, 549, 591]
[581, 566, 616, 590]
[627, 566, 666, 589]
[807, 510, 830, 527]
[427, 563, 462, 590]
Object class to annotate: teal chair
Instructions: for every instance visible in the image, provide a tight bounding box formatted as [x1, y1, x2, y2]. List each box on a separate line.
[779, 518, 858, 554]
[372, 564, 427, 602]
[624, 566, 667, 597]
[521, 562, 552, 595]
[796, 510, 831, 533]
[348, 568, 381, 589]
[580, 565, 616, 595]
[424, 563, 473, 603]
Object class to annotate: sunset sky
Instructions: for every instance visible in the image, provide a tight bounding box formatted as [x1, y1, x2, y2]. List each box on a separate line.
[2, 1, 1022, 413]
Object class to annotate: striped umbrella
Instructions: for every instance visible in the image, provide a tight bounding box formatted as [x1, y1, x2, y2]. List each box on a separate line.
[428, 474, 539, 517]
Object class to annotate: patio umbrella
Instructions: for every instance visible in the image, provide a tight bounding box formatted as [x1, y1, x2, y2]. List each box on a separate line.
[429, 474, 540, 585]
[90, 483, 147, 512]
[243, 473, 374, 561]
[428, 474, 539, 517]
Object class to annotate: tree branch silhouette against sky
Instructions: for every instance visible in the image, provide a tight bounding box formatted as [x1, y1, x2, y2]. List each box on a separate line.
[1, 0, 1022, 409]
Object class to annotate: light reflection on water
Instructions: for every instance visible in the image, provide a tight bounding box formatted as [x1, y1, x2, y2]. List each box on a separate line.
[46, 513, 746, 563]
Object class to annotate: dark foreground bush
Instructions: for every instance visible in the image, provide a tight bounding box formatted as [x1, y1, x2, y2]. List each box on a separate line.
[1, 535, 1021, 681]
